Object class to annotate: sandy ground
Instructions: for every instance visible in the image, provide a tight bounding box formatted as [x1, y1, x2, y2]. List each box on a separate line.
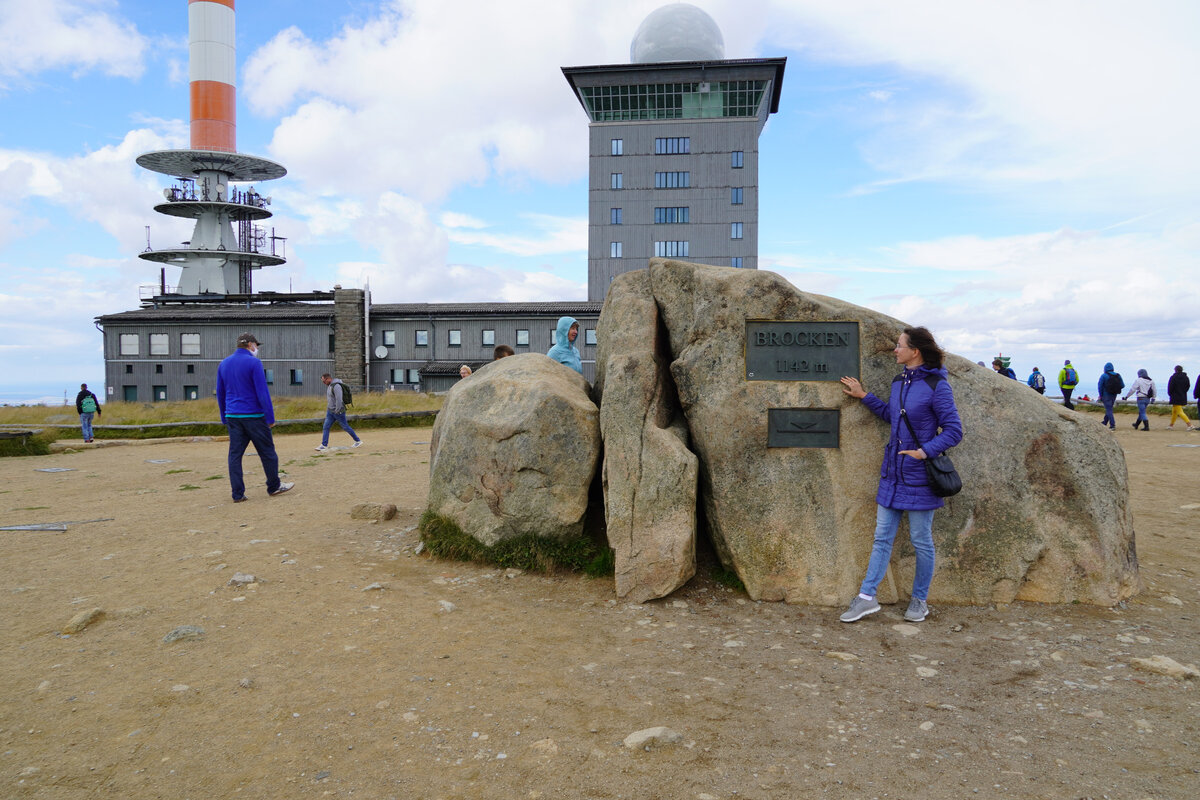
[1, 412, 1197, 800]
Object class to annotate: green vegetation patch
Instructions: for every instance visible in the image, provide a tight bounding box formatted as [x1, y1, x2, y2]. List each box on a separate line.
[165, 468, 192, 474]
[711, 565, 746, 592]
[0, 433, 55, 457]
[419, 510, 613, 577]
[178, 484, 201, 491]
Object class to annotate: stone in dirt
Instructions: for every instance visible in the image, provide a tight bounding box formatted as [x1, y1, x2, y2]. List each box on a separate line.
[593, 269, 698, 603]
[227, 573, 259, 587]
[622, 726, 684, 749]
[351, 502, 397, 521]
[162, 625, 205, 644]
[427, 353, 600, 546]
[596, 259, 1139, 607]
[1130, 655, 1199, 679]
[62, 607, 104, 634]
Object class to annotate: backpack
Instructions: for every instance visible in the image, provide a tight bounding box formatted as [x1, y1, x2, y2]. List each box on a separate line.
[1033, 372, 1045, 389]
[339, 384, 353, 407]
[1105, 373, 1123, 395]
[1063, 367, 1077, 385]
[81, 395, 97, 413]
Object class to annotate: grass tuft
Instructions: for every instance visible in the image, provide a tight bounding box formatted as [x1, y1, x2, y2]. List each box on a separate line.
[418, 510, 613, 577]
[711, 565, 745, 592]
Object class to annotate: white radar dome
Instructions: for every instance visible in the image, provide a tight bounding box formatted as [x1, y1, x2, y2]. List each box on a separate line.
[630, 3, 725, 63]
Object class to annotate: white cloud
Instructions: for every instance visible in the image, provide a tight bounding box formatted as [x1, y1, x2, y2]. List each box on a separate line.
[445, 213, 585, 257]
[440, 212, 487, 230]
[0, 0, 147, 88]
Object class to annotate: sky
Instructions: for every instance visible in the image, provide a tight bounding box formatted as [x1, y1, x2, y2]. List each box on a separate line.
[1, 0, 1198, 405]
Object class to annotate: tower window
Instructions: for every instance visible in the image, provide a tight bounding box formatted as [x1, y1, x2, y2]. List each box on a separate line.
[731, 222, 743, 239]
[654, 137, 690, 154]
[654, 241, 689, 258]
[732, 150, 744, 168]
[611, 138, 623, 156]
[611, 173, 623, 189]
[731, 187, 743, 205]
[654, 207, 689, 224]
[654, 171, 690, 188]
[610, 242, 623, 258]
[732, 257, 744, 268]
[610, 208, 622, 225]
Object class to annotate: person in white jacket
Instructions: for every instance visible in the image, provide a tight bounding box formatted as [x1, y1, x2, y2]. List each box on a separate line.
[1123, 368, 1156, 431]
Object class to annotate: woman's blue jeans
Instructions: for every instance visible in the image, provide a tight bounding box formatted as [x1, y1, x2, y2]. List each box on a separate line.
[1101, 394, 1117, 427]
[859, 505, 936, 601]
[1136, 397, 1149, 423]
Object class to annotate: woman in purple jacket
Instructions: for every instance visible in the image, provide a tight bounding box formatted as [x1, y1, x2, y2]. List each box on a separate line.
[837, 327, 963, 623]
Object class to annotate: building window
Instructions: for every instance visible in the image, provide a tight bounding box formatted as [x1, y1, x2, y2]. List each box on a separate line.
[580, 80, 768, 122]
[731, 222, 743, 239]
[654, 207, 689, 224]
[610, 138, 623, 156]
[654, 171, 690, 188]
[610, 207, 622, 225]
[415, 330, 429, 346]
[265, 369, 274, 385]
[482, 329, 495, 346]
[391, 368, 405, 384]
[407, 369, 421, 384]
[655, 137, 690, 154]
[124, 364, 133, 374]
[149, 333, 169, 355]
[382, 330, 396, 347]
[654, 241, 689, 257]
[611, 172, 623, 189]
[290, 369, 303, 385]
[119, 334, 139, 356]
[732, 150, 744, 168]
[731, 257, 743, 268]
[448, 329, 462, 347]
[585, 329, 597, 346]
[153, 385, 167, 402]
[186, 364, 194, 374]
[181, 333, 200, 355]
[155, 364, 163, 374]
[516, 329, 530, 347]
[731, 187, 743, 205]
[610, 242, 623, 258]
[329, 333, 335, 353]
[184, 385, 199, 400]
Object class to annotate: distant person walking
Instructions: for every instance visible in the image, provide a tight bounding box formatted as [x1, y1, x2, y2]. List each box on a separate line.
[1122, 369, 1156, 430]
[992, 359, 1017, 380]
[1098, 363, 1124, 430]
[1027, 367, 1046, 394]
[216, 332, 293, 502]
[74, 383, 101, 443]
[838, 326, 963, 624]
[1166, 365, 1195, 431]
[547, 316, 583, 374]
[315, 374, 362, 451]
[1059, 360, 1079, 410]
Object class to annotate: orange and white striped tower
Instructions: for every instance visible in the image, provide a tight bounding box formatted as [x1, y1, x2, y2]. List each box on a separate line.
[137, 0, 287, 296]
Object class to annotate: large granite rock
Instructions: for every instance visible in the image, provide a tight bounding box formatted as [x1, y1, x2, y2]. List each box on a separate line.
[595, 259, 1138, 606]
[594, 271, 698, 603]
[427, 354, 600, 546]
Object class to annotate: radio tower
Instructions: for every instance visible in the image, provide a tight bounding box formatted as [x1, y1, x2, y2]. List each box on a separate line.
[137, 0, 286, 296]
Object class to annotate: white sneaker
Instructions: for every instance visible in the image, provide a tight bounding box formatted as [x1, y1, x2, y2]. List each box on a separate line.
[352, 440, 363, 448]
[314, 444, 328, 452]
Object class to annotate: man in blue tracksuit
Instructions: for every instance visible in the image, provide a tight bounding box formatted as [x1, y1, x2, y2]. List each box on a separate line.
[216, 332, 293, 502]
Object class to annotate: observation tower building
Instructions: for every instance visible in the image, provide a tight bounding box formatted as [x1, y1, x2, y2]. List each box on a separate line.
[136, 0, 286, 296]
[563, 3, 785, 301]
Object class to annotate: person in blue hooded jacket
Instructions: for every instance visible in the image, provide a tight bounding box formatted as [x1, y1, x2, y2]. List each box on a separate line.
[838, 326, 963, 624]
[547, 316, 583, 374]
[1097, 362, 1124, 430]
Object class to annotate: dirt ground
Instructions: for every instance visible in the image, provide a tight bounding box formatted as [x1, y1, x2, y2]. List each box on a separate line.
[1, 411, 1197, 800]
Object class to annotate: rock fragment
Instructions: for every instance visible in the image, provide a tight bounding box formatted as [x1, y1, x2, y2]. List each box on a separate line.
[62, 607, 104, 634]
[623, 726, 684, 750]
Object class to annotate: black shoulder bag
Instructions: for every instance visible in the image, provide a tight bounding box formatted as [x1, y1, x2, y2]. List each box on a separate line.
[899, 375, 962, 498]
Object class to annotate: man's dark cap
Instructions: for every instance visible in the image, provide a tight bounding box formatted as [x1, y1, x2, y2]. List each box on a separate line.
[236, 332, 261, 347]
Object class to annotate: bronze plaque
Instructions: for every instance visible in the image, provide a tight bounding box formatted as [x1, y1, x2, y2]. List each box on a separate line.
[746, 320, 859, 381]
[767, 408, 840, 448]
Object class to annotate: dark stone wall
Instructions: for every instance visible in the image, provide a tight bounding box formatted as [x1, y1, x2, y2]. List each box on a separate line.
[334, 288, 365, 390]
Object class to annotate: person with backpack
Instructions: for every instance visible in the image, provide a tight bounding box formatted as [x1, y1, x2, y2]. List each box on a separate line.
[1166, 365, 1196, 431]
[1027, 367, 1046, 394]
[315, 373, 363, 451]
[1059, 360, 1079, 410]
[838, 326, 963, 625]
[74, 383, 102, 443]
[992, 358, 1017, 380]
[1122, 369, 1156, 430]
[1097, 363, 1124, 430]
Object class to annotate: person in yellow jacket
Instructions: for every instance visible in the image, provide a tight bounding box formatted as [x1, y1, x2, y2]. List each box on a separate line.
[1058, 359, 1079, 410]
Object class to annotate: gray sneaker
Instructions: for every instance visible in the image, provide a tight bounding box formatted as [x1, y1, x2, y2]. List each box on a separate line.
[840, 595, 881, 623]
[904, 598, 929, 622]
[268, 482, 295, 497]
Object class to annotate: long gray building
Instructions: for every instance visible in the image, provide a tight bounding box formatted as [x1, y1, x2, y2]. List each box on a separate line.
[97, 4, 780, 401]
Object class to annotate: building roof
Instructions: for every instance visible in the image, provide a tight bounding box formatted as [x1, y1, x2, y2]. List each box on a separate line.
[370, 302, 602, 317]
[562, 57, 787, 114]
[96, 304, 335, 324]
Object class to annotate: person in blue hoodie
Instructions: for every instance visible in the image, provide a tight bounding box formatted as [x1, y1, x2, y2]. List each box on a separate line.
[838, 326, 963, 624]
[1097, 362, 1124, 430]
[547, 316, 583, 374]
[216, 332, 293, 502]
